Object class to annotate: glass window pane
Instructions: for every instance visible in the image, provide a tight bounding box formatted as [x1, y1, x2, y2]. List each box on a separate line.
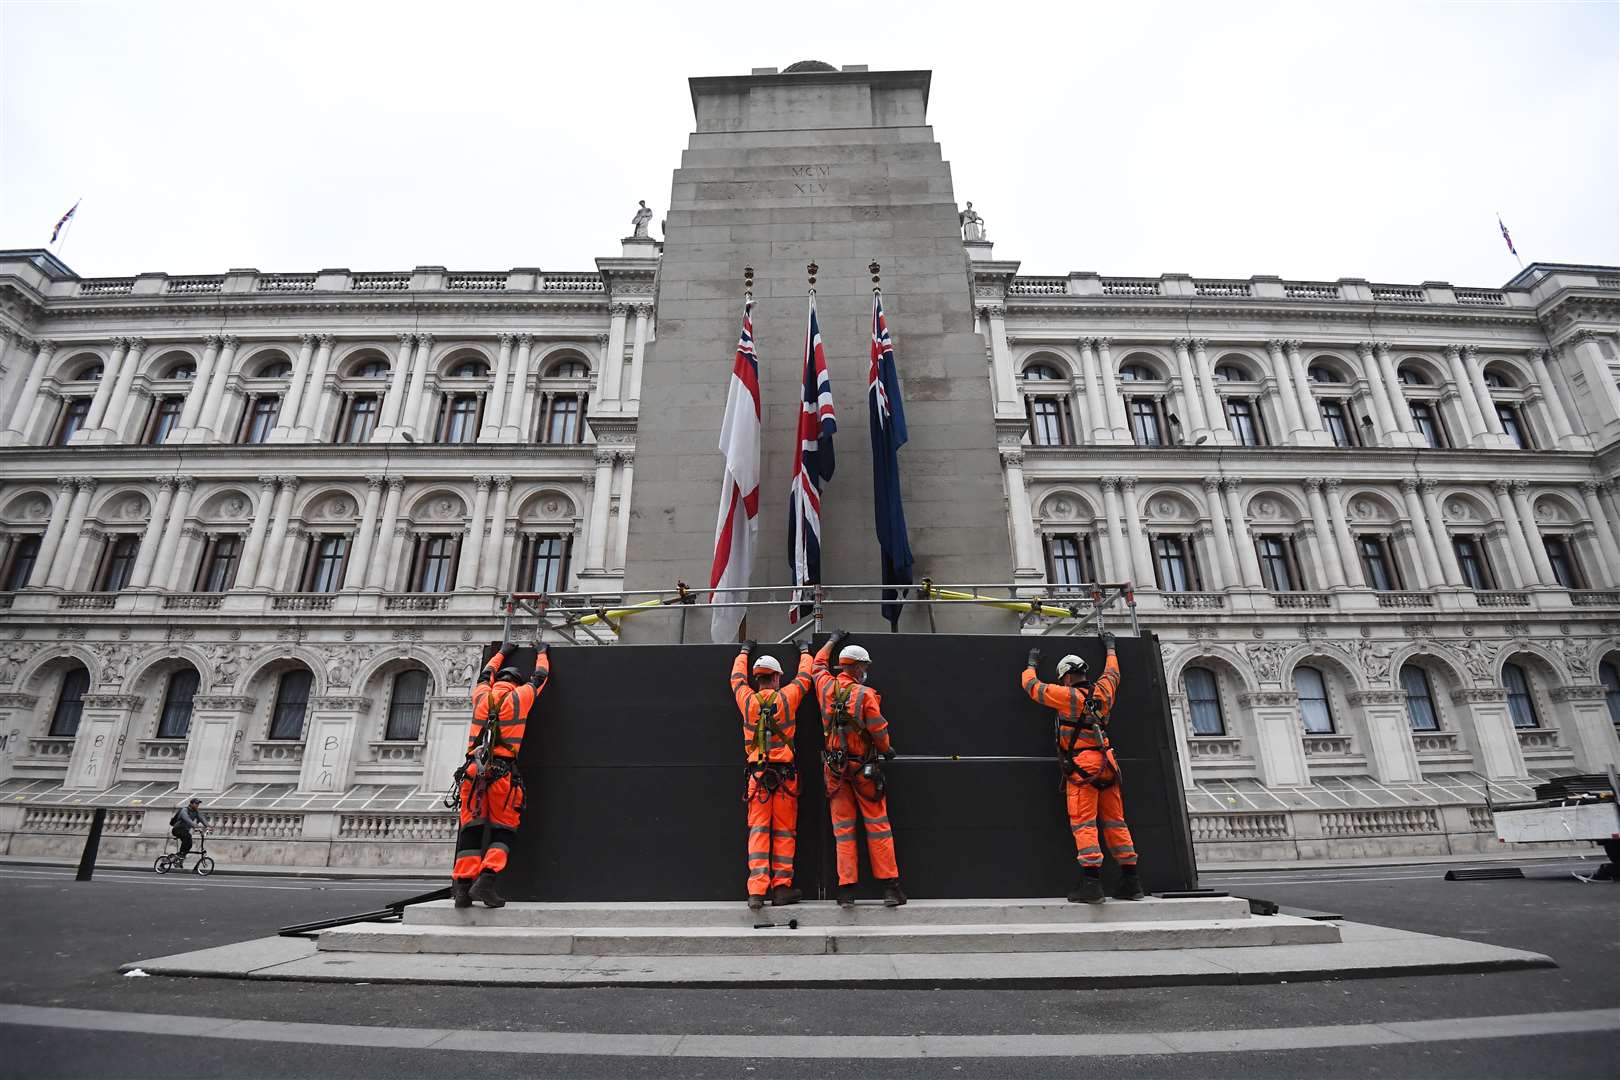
[1155, 537, 1190, 592]
[1184, 667, 1224, 735]
[1401, 664, 1438, 731]
[1129, 398, 1162, 446]
[386, 670, 429, 740]
[525, 536, 566, 593]
[157, 668, 199, 739]
[5, 535, 41, 590]
[269, 669, 313, 740]
[1294, 666, 1334, 733]
[50, 666, 90, 736]
[1503, 663, 1538, 728]
[1600, 661, 1620, 730]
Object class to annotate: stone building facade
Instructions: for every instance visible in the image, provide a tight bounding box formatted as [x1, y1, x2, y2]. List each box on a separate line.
[1, 64, 1617, 869]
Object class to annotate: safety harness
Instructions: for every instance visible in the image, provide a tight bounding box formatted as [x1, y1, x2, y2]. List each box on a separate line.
[823, 681, 881, 794]
[744, 688, 797, 802]
[1055, 681, 1119, 791]
[443, 680, 526, 813]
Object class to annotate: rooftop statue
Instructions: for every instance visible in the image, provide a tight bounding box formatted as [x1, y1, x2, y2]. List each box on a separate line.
[631, 200, 653, 239]
[960, 201, 986, 242]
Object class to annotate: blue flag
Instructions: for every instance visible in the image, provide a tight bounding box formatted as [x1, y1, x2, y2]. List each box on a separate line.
[868, 289, 914, 629]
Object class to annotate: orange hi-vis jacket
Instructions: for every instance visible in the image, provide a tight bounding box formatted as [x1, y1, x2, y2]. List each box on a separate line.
[468, 649, 546, 761]
[732, 652, 814, 764]
[812, 641, 892, 760]
[1022, 650, 1121, 755]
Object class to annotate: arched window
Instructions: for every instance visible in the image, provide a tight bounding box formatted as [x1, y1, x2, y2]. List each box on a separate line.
[547, 359, 589, 379]
[49, 666, 90, 737]
[1213, 364, 1247, 382]
[355, 360, 390, 378]
[1482, 369, 1511, 389]
[1294, 666, 1334, 734]
[75, 363, 104, 382]
[1600, 660, 1620, 731]
[258, 360, 292, 379]
[157, 668, 200, 739]
[166, 362, 196, 381]
[450, 361, 488, 378]
[1118, 363, 1156, 382]
[269, 669, 313, 740]
[1307, 365, 1343, 383]
[1502, 662, 1538, 729]
[1397, 366, 1430, 386]
[1023, 363, 1062, 381]
[1401, 664, 1439, 731]
[386, 670, 429, 741]
[1183, 667, 1224, 736]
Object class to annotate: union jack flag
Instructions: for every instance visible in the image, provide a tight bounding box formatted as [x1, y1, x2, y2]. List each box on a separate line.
[50, 200, 78, 244]
[868, 288, 914, 629]
[1498, 214, 1517, 257]
[709, 293, 761, 642]
[787, 291, 837, 622]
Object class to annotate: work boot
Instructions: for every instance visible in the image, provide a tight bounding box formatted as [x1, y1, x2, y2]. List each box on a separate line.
[450, 879, 473, 909]
[1113, 866, 1145, 901]
[768, 885, 802, 906]
[747, 894, 765, 911]
[835, 884, 857, 908]
[1068, 868, 1104, 905]
[468, 871, 505, 909]
[881, 879, 907, 907]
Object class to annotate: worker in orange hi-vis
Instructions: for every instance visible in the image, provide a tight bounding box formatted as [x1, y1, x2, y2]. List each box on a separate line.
[812, 630, 905, 908]
[450, 640, 548, 909]
[1020, 631, 1143, 904]
[731, 640, 815, 910]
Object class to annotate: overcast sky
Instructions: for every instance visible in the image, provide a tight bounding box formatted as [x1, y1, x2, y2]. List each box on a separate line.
[2, 1, 1614, 287]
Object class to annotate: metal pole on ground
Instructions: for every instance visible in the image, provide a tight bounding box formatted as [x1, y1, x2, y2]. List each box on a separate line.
[75, 807, 107, 881]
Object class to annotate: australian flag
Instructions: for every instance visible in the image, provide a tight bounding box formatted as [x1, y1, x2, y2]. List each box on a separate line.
[788, 292, 837, 622]
[869, 289, 914, 629]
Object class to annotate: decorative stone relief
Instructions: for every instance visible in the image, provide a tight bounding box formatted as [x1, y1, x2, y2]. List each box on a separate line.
[393, 629, 423, 642]
[322, 645, 368, 689]
[206, 644, 242, 690]
[0, 642, 46, 686]
[1451, 636, 1498, 682]
[1548, 637, 1593, 679]
[1244, 640, 1299, 683]
[92, 644, 137, 689]
[1342, 637, 1396, 686]
[58, 627, 87, 640]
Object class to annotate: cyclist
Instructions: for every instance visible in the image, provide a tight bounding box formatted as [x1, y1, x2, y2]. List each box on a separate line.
[171, 797, 208, 862]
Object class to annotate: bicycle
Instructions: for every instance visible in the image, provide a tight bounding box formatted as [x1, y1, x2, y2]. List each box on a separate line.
[154, 832, 215, 876]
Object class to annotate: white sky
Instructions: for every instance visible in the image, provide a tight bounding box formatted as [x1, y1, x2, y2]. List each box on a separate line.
[2, 1, 1615, 287]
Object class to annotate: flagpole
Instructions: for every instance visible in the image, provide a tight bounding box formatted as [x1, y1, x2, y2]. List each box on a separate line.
[737, 263, 754, 645]
[52, 196, 82, 260]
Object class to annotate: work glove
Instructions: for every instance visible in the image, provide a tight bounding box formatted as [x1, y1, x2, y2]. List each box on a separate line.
[882, 749, 896, 761]
[740, 639, 756, 654]
[1027, 647, 1041, 668]
[798, 640, 811, 654]
[1099, 631, 1117, 652]
[498, 640, 516, 656]
[828, 628, 849, 647]
[529, 668, 548, 686]
[535, 642, 549, 655]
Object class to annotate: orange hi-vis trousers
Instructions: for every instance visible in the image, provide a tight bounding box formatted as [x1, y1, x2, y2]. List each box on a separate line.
[827, 767, 899, 885]
[1066, 749, 1137, 869]
[452, 766, 523, 882]
[745, 768, 799, 896]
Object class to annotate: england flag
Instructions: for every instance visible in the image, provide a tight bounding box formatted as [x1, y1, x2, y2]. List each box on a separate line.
[708, 295, 761, 642]
[788, 291, 837, 622]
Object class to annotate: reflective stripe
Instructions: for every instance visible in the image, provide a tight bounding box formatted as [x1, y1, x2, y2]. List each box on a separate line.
[864, 816, 890, 826]
[748, 868, 770, 878]
[1070, 821, 1096, 832]
[454, 848, 483, 859]
[771, 829, 795, 838]
[831, 818, 856, 830]
[866, 830, 892, 841]
[1101, 819, 1128, 829]
[748, 826, 771, 835]
[834, 834, 858, 845]
[1077, 845, 1103, 855]
[1023, 676, 1038, 693]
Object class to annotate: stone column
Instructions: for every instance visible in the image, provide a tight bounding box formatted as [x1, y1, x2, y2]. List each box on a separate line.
[1302, 478, 1347, 588]
[1355, 342, 1398, 444]
[999, 448, 1042, 577]
[1508, 480, 1557, 585]
[373, 333, 414, 439]
[610, 456, 635, 573]
[1398, 479, 1445, 587]
[1482, 524, 1525, 590]
[173, 336, 221, 439]
[1201, 478, 1238, 589]
[978, 306, 1019, 413]
[1454, 689, 1528, 781]
[343, 476, 385, 589]
[77, 339, 127, 437]
[367, 478, 406, 589]
[150, 478, 196, 591]
[99, 337, 146, 441]
[1245, 693, 1312, 787]
[1172, 338, 1210, 437]
[400, 333, 434, 440]
[455, 476, 492, 590]
[1351, 690, 1423, 783]
[1119, 477, 1155, 587]
[269, 335, 317, 442]
[1569, 330, 1620, 428]
[1578, 481, 1620, 586]
[1265, 339, 1305, 443]
[1392, 525, 1430, 590]
[2, 339, 53, 443]
[1077, 338, 1108, 441]
[191, 335, 236, 441]
[1099, 478, 1131, 584]
[506, 333, 534, 440]
[1444, 345, 1488, 445]
[479, 474, 514, 589]
[1093, 338, 1131, 440]
[1324, 478, 1365, 588]
[235, 476, 280, 587]
[1221, 479, 1265, 588]
[600, 305, 629, 405]
[127, 478, 176, 589]
[254, 477, 300, 589]
[45, 477, 97, 588]
[1490, 480, 1541, 585]
[1283, 340, 1327, 439]
[481, 335, 513, 441]
[628, 305, 651, 404]
[1374, 343, 1419, 440]
[1418, 479, 1464, 586]
[1191, 339, 1230, 444]
[1528, 348, 1579, 446]
[1461, 346, 1509, 443]
[293, 335, 334, 437]
[584, 450, 617, 572]
[26, 477, 76, 587]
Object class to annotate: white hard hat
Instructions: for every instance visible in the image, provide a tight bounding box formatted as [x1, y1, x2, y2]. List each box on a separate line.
[752, 655, 783, 675]
[1057, 654, 1088, 679]
[839, 644, 871, 665]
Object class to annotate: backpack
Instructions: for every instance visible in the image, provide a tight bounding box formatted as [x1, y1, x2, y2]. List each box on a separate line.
[169, 810, 182, 827]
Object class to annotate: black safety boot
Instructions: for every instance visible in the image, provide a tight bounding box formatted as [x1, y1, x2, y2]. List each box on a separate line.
[468, 871, 505, 908]
[1113, 866, 1145, 901]
[881, 879, 907, 907]
[747, 894, 765, 911]
[768, 885, 802, 906]
[1068, 868, 1104, 904]
[835, 884, 857, 908]
[450, 879, 473, 909]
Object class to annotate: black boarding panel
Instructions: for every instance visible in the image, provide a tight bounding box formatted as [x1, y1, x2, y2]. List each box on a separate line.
[482, 633, 1196, 900]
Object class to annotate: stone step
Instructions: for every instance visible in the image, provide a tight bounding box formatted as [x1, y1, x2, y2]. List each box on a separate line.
[320, 915, 1338, 957]
[404, 896, 1252, 928]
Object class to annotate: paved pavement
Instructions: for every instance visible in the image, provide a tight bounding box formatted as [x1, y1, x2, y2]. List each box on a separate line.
[0, 858, 1615, 1077]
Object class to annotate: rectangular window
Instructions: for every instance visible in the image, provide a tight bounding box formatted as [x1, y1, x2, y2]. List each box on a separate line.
[98, 534, 140, 592]
[1255, 535, 1298, 591]
[238, 395, 281, 444]
[1495, 404, 1532, 450]
[340, 395, 381, 443]
[269, 670, 313, 740]
[1153, 534, 1202, 592]
[1184, 667, 1225, 736]
[540, 394, 583, 444]
[49, 668, 90, 737]
[145, 396, 185, 445]
[3, 535, 41, 590]
[385, 671, 430, 741]
[196, 534, 242, 593]
[1452, 535, 1493, 591]
[304, 535, 350, 593]
[1409, 402, 1447, 449]
[1357, 534, 1401, 591]
[1026, 396, 1074, 446]
[1225, 397, 1266, 447]
[517, 534, 570, 593]
[1319, 399, 1357, 447]
[54, 398, 91, 445]
[438, 393, 482, 444]
[1542, 535, 1583, 589]
[156, 669, 199, 739]
[1044, 534, 1097, 587]
[414, 536, 458, 593]
[1128, 396, 1165, 447]
[1402, 665, 1440, 732]
[1295, 667, 1335, 734]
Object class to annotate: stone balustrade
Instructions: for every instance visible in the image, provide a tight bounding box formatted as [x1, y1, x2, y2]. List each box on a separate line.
[256, 274, 316, 293]
[250, 741, 305, 763]
[351, 272, 410, 291]
[162, 593, 225, 610]
[1516, 728, 1560, 750]
[1467, 806, 1495, 831]
[271, 594, 337, 611]
[1476, 591, 1531, 607]
[1190, 812, 1290, 842]
[1411, 731, 1460, 753]
[1007, 277, 1067, 296]
[1571, 591, 1620, 606]
[384, 594, 451, 611]
[62, 268, 611, 299]
[1376, 592, 1435, 608]
[1303, 734, 1354, 756]
[1284, 281, 1341, 300]
[57, 593, 116, 610]
[78, 277, 136, 295]
[1162, 592, 1225, 609]
[27, 737, 74, 758]
[1099, 277, 1161, 296]
[21, 806, 143, 833]
[1369, 284, 1426, 303]
[1185, 737, 1245, 760]
[165, 275, 224, 295]
[999, 273, 1560, 309]
[1273, 592, 1331, 609]
[206, 811, 305, 838]
[137, 739, 188, 762]
[1320, 808, 1440, 837]
[369, 741, 426, 763]
[1454, 289, 1507, 306]
[336, 813, 455, 841]
[446, 272, 507, 291]
[1192, 279, 1252, 297]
